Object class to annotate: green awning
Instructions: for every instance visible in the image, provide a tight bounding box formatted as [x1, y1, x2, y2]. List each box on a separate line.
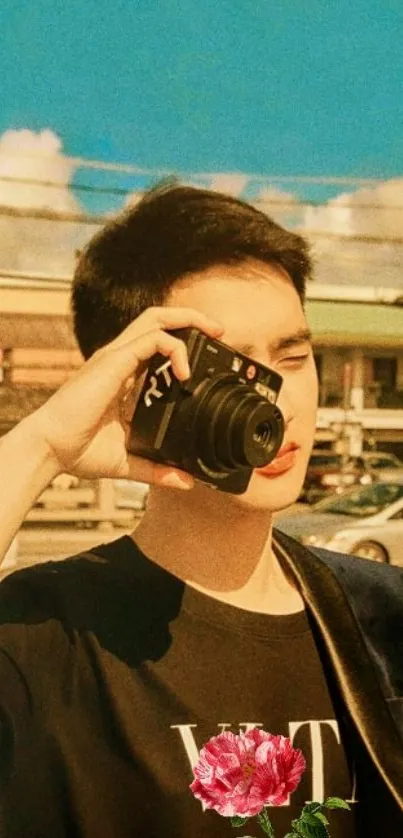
[305, 300, 403, 347]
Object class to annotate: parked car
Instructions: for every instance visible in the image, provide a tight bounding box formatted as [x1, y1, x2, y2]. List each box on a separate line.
[358, 452, 403, 472]
[300, 450, 373, 503]
[301, 449, 403, 503]
[113, 479, 149, 511]
[275, 481, 403, 564]
[35, 475, 96, 509]
[361, 452, 403, 485]
[34, 475, 149, 514]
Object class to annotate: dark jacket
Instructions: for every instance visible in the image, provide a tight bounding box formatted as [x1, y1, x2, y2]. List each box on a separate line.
[1, 534, 403, 835]
[274, 528, 403, 833]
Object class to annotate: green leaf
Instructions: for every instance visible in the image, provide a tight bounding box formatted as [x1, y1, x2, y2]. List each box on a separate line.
[302, 814, 327, 826]
[295, 826, 327, 837]
[323, 797, 351, 811]
[314, 812, 329, 826]
[231, 815, 250, 827]
[302, 802, 323, 815]
[300, 805, 329, 827]
[291, 813, 329, 838]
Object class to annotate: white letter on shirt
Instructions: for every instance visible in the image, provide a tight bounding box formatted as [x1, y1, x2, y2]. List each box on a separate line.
[289, 719, 340, 803]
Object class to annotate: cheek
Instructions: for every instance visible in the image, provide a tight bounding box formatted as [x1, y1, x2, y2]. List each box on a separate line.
[278, 363, 318, 428]
[308, 364, 319, 407]
[302, 368, 319, 423]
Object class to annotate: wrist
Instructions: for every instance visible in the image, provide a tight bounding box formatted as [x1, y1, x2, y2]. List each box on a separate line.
[0, 416, 65, 559]
[8, 414, 63, 485]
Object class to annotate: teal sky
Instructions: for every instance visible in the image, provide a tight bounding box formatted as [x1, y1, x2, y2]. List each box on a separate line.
[1, 0, 402, 187]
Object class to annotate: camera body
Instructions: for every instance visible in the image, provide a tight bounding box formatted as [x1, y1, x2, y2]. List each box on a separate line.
[127, 327, 285, 494]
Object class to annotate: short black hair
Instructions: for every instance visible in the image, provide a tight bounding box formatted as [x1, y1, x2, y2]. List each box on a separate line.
[72, 182, 312, 359]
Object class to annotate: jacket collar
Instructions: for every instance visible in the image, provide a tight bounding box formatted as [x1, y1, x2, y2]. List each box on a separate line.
[273, 528, 403, 812]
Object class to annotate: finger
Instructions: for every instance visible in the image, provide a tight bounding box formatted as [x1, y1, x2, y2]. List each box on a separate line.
[123, 454, 195, 490]
[91, 330, 191, 416]
[47, 330, 190, 436]
[108, 306, 224, 350]
[118, 331, 190, 423]
[151, 306, 224, 335]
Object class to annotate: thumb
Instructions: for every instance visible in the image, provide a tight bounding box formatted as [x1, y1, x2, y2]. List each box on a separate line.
[124, 453, 195, 491]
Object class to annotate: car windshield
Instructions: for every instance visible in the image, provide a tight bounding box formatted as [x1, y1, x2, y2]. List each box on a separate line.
[309, 454, 343, 467]
[312, 483, 403, 518]
[365, 454, 402, 469]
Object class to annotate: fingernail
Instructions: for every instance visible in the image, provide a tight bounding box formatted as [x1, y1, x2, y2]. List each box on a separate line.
[177, 366, 190, 382]
[163, 472, 194, 490]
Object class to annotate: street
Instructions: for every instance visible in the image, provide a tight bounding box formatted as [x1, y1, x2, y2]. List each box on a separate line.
[2, 504, 307, 576]
[3, 522, 138, 576]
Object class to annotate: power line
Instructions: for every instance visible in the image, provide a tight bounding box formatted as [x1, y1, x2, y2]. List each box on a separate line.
[0, 174, 132, 198]
[1, 204, 403, 244]
[255, 197, 403, 212]
[0, 149, 391, 185]
[306, 229, 403, 244]
[0, 204, 104, 225]
[2, 174, 403, 211]
[0, 175, 403, 212]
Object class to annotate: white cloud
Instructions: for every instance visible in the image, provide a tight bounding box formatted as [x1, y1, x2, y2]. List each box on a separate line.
[302, 179, 403, 288]
[209, 173, 250, 197]
[0, 129, 93, 274]
[253, 184, 304, 228]
[0, 128, 79, 212]
[303, 178, 403, 239]
[1, 133, 401, 290]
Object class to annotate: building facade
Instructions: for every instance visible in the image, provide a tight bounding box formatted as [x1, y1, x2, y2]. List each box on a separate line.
[1, 272, 403, 457]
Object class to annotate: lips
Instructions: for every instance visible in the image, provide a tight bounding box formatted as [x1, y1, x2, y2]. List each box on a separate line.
[256, 442, 300, 477]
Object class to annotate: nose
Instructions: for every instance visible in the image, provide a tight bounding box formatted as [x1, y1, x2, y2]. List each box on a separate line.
[276, 385, 295, 430]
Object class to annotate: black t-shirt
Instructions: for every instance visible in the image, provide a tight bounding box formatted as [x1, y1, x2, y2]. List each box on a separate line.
[0, 536, 361, 837]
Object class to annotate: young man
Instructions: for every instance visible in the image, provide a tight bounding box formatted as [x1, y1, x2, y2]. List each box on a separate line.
[1, 184, 403, 837]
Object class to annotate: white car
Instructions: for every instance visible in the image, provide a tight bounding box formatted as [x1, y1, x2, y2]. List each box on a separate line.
[359, 452, 403, 472]
[275, 482, 403, 564]
[358, 452, 403, 485]
[113, 479, 149, 512]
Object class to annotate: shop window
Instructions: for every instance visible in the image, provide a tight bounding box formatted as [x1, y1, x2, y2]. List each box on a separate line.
[372, 357, 398, 407]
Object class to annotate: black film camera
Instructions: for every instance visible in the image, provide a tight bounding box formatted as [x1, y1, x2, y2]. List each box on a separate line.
[127, 327, 285, 494]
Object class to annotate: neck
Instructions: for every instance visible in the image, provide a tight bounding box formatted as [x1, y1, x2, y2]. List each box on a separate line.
[132, 484, 304, 615]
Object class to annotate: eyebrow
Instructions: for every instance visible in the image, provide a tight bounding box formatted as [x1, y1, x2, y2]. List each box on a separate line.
[233, 328, 313, 356]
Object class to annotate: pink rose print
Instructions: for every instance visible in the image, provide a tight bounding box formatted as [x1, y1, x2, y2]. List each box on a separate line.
[190, 727, 351, 837]
[190, 727, 305, 818]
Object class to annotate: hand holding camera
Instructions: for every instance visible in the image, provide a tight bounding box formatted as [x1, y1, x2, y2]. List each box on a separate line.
[128, 326, 285, 494]
[3, 306, 229, 561]
[1, 303, 286, 560]
[19, 307, 225, 490]
[29, 305, 284, 495]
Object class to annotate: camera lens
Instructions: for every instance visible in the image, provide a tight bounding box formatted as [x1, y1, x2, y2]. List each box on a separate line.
[191, 375, 284, 472]
[253, 421, 272, 447]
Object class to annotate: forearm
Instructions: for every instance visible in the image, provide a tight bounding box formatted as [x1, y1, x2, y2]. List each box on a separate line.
[0, 417, 61, 562]
[0, 309, 222, 565]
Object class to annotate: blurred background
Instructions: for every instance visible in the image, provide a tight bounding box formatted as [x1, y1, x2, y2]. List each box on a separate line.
[1, 0, 403, 571]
